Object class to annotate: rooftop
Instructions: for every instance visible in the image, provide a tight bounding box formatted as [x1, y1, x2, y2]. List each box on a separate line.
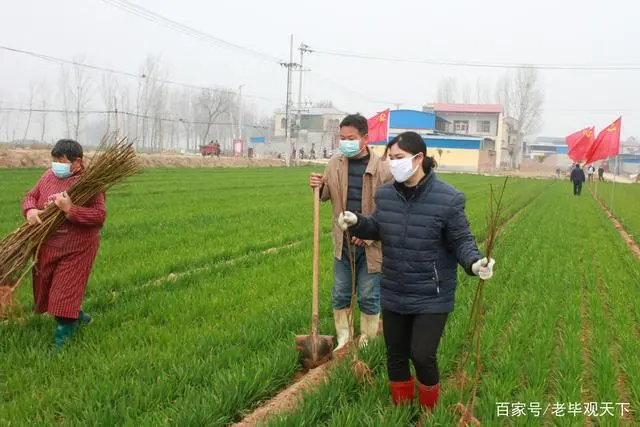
[534, 136, 567, 145]
[276, 107, 347, 116]
[430, 103, 504, 114]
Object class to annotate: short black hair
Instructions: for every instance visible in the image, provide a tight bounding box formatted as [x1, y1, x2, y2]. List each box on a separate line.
[51, 139, 83, 161]
[339, 114, 368, 137]
[385, 131, 437, 174]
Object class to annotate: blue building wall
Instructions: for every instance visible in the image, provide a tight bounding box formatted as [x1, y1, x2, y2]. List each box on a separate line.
[619, 154, 640, 164]
[389, 110, 436, 130]
[424, 136, 482, 150]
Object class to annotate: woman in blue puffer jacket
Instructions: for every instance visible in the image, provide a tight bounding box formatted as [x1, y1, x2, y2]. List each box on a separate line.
[337, 131, 496, 412]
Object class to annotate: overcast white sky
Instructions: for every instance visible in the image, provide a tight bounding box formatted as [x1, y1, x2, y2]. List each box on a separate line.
[1, 0, 639, 139]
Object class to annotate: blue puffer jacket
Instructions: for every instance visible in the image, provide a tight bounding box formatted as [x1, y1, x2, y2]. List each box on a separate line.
[350, 171, 483, 315]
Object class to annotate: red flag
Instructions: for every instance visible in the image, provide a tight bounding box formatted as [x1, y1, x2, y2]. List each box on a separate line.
[584, 117, 622, 165]
[367, 109, 390, 144]
[566, 126, 594, 162]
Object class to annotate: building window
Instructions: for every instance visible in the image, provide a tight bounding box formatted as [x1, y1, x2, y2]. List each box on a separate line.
[453, 120, 469, 134]
[477, 120, 491, 133]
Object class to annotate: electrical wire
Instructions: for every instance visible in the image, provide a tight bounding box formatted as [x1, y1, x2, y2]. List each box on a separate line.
[312, 48, 640, 71]
[0, 44, 277, 102]
[98, 0, 282, 64]
[0, 107, 271, 129]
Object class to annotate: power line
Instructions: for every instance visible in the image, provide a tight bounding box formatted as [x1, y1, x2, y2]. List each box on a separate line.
[312, 48, 640, 71]
[0, 107, 271, 129]
[98, 0, 282, 64]
[312, 72, 399, 106]
[0, 44, 277, 102]
[93, 2, 405, 107]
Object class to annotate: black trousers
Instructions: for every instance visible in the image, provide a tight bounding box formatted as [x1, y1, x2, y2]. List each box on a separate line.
[382, 309, 448, 386]
[573, 181, 583, 195]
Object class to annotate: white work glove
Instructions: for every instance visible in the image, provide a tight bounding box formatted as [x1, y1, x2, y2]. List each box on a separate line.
[337, 211, 358, 231]
[472, 257, 495, 280]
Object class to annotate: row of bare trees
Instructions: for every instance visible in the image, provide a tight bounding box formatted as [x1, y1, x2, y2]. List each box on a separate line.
[1, 55, 271, 152]
[435, 67, 544, 167]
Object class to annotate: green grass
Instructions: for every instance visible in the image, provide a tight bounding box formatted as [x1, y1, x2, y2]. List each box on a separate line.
[268, 182, 640, 427]
[591, 180, 640, 244]
[1, 168, 637, 426]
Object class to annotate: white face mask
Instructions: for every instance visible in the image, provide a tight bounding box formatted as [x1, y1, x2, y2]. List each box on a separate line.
[389, 154, 419, 183]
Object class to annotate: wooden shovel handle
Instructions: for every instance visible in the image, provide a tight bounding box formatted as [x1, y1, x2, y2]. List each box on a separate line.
[312, 186, 320, 335]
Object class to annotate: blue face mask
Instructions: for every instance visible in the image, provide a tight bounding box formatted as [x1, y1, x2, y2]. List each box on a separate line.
[51, 162, 73, 179]
[339, 140, 362, 158]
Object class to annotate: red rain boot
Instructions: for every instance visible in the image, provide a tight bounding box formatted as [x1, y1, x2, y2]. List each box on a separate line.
[389, 378, 415, 405]
[418, 382, 440, 411]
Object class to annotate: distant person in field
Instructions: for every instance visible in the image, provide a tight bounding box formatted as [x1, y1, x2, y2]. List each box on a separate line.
[309, 113, 392, 351]
[587, 165, 595, 182]
[570, 163, 586, 196]
[337, 131, 495, 412]
[22, 139, 105, 349]
[598, 166, 605, 182]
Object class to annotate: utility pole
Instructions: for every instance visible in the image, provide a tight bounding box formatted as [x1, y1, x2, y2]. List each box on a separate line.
[280, 34, 300, 167]
[297, 43, 313, 129]
[238, 84, 244, 143]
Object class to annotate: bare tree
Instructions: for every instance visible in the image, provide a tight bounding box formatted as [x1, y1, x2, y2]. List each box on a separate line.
[135, 55, 171, 151]
[195, 88, 234, 145]
[101, 74, 120, 135]
[474, 77, 491, 104]
[461, 83, 472, 104]
[21, 83, 36, 141]
[59, 66, 72, 137]
[312, 100, 334, 108]
[59, 57, 93, 140]
[436, 77, 459, 103]
[175, 88, 195, 151]
[495, 67, 544, 168]
[38, 80, 50, 143]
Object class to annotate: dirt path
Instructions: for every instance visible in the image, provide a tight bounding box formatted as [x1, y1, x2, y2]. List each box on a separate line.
[590, 188, 640, 260]
[233, 363, 333, 427]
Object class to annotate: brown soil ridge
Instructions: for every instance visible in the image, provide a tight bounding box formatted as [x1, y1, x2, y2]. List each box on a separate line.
[233, 348, 351, 427]
[0, 148, 284, 169]
[590, 188, 640, 260]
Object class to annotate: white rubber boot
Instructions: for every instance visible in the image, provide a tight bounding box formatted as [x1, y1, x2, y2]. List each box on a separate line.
[333, 308, 352, 352]
[359, 312, 380, 348]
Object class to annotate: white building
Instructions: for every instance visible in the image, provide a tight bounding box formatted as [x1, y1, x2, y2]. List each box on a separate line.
[423, 103, 520, 168]
[273, 107, 346, 138]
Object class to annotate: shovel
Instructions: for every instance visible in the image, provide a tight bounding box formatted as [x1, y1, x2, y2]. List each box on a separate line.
[295, 186, 334, 370]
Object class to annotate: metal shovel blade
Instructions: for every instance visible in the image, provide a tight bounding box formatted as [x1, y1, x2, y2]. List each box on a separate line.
[295, 333, 334, 370]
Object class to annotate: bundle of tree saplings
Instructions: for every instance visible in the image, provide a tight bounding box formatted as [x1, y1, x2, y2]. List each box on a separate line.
[0, 135, 141, 318]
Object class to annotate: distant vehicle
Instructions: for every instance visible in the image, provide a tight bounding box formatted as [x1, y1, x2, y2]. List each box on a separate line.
[199, 142, 220, 157]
